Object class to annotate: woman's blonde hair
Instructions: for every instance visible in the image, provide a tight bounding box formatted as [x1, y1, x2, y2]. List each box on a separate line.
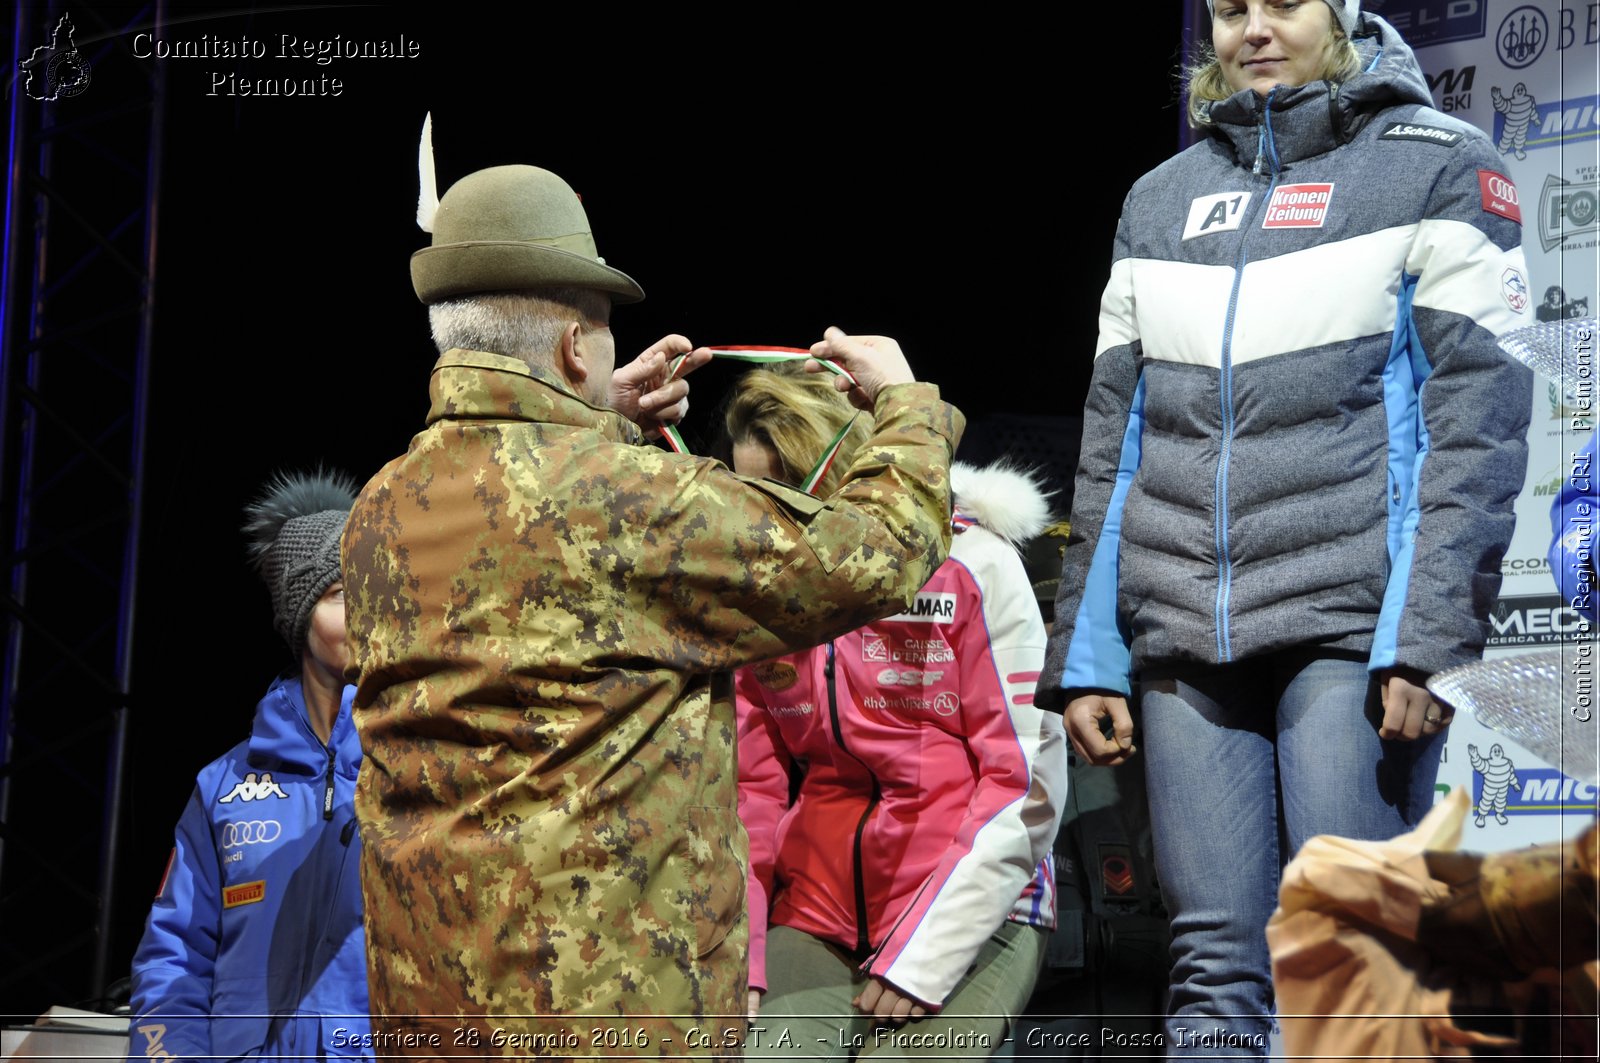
[1184, 8, 1363, 128]
[724, 366, 870, 496]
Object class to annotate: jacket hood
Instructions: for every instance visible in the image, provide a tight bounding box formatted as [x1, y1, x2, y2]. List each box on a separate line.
[951, 461, 1053, 547]
[1206, 14, 1432, 164]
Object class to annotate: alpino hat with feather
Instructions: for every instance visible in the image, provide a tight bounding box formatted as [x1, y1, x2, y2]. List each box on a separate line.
[409, 115, 644, 305]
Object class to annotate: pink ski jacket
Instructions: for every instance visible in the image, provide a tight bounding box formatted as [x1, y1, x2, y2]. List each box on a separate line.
[738, 462, 1069, 1007]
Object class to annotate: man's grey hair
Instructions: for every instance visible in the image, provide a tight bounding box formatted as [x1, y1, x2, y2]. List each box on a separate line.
[428, 288, 611, 360]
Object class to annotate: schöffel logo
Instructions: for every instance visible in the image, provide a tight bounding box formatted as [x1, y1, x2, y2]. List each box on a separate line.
[1380, 122, 1464, 146]
[1370, 1, 1487, 48]
[220, 820, 282, 848]
[1473, 767, 1598, 818]
[1496, 5, 1548, 69]
[1539, 175, 1600, 253]
[1262, 183, 1334, 228]
[222, 880, 267, 908]
[1494, 93, 1600, 155]
[1488, 592, 1593, 646]
[888, 592, 957, 623]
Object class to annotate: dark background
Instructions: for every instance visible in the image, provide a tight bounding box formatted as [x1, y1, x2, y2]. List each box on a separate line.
[6, 0, 1192, 1012]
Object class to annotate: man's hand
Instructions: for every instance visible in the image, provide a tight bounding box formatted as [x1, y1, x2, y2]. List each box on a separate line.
[608, 335, 708, 434]
[1379, 667, 1451, 740]
[1066, 693, 1135, 765]
[853, 976, 927, 1024]
[807, 328, 915, 410]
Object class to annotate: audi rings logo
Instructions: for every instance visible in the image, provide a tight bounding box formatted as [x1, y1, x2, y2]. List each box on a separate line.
[221, 820, 282, 847]
[1485, 173, 1519, 206]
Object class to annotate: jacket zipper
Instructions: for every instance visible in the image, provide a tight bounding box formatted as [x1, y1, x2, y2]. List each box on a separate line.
[824, 642, 878, 953]
[1215, 89, 1283, 662]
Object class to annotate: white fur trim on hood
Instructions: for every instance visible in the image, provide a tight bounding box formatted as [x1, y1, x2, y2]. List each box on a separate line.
[951, 461, 1054, 547]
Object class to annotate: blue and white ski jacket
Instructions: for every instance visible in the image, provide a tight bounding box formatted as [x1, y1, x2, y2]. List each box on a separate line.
[126, 677, 371, 1061]
[1040, 15, 1533, 703]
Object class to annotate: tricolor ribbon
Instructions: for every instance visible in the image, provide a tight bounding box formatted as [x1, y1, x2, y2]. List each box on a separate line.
[658, 346, 858, 496]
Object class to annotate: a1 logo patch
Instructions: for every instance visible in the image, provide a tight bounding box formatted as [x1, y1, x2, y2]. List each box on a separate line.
[1183, 192, 1252, 240]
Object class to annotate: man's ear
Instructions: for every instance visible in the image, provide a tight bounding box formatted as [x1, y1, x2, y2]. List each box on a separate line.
[559, 321, 588, 385]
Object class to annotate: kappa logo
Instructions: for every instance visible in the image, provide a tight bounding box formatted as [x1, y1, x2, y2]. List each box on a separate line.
[1262, 183, 1334, 229]
[1379, 122, 1465, 146]
[887, 592, 957, 624]
[222, 880, 267, 908]
[1501, 266, 1530, 313]
[218, 772, 288, 803]
[1182, 192, 1252, 240]
[1477, 170, 1521, 223]
[876, 667, 945, 688]
[861, 632, 891, 663]
[220, 820, 282, 848]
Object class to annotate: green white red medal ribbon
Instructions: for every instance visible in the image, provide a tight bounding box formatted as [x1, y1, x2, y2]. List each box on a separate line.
[659, 346, 859, 496]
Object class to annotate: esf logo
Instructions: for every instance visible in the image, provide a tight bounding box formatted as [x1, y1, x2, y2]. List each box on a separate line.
[1539, 174, 1600, 253]
[1474, 767, 1598, 817]
[1376, 1, 1486, 48]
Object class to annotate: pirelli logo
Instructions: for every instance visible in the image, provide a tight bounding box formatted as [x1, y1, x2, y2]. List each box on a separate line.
[223, 880, 266, 908]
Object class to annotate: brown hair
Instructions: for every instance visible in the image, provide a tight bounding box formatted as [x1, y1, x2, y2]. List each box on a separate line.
[724, 366, 870, 496]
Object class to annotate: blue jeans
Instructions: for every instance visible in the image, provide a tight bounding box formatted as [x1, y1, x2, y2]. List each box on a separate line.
[1139, 651, 1444, 1058]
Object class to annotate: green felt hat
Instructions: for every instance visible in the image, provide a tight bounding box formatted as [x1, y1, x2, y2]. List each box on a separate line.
[411, 165, 644, 304]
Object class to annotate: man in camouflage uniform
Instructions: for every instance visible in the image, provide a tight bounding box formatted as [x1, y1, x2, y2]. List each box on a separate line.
[340, 164, 964, 1057]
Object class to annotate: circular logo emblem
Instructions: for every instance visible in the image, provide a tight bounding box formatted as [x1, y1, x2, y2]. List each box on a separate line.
[1496, 6, 1548, 70]
[932, 691, 960, 717]
[752, 661, 799, 692]
[221, 820, 283, 847]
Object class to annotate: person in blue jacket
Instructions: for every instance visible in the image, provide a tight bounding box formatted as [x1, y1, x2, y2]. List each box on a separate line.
[126, 470, 372, 1061]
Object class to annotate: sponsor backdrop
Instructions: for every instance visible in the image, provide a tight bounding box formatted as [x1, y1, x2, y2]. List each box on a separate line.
[1373, 0, 1599, 846]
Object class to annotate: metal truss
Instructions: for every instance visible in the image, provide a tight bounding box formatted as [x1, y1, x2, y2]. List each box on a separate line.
[1, 0, 164, 1013]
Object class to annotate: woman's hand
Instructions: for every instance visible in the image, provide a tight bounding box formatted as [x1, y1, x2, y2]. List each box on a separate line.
[1378, 667, 1452, 740]
[1066, 693, 1136, 765]
[853, 976, 927, 1024]
[747, 989, 762, 1023]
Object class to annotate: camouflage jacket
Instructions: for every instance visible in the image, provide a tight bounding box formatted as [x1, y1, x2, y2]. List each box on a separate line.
[341, 349, 962, 1056]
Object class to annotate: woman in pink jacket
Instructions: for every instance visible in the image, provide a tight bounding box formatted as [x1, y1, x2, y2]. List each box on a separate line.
[730, 367, 1068, 1058]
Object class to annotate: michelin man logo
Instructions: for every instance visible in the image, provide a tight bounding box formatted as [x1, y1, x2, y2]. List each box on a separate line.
[1490, 84, 1539, 160]
[218, 772, 289, 803]
[1468, 743, 1522, 826]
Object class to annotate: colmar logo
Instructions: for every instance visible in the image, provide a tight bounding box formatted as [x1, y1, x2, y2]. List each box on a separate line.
[1262, 183, 1334, 229]
[218, 772, 288, 803]
[1182, 192, 1252, 240]
[1477, 170, 1521, 222]
[888, 592, 956, 624]
[222, 880, 267, 908]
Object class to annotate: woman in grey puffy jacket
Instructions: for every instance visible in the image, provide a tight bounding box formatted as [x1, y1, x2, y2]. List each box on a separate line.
[1036, 1, 1534, 1053]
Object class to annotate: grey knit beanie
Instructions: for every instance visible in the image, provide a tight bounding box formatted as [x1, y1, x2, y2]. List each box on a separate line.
[243, 469, 358, 656]
[1206, 0, 1361, 36]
